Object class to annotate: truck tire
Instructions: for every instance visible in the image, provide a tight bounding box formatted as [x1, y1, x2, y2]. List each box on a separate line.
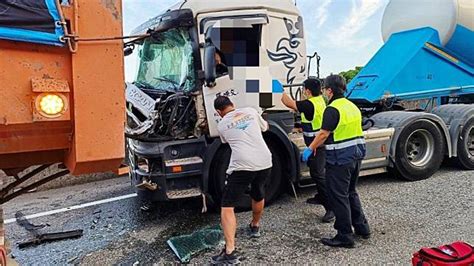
[210, 143, 283, 210]
[456, 118, 474, 170]
[394, 120, 445, 181]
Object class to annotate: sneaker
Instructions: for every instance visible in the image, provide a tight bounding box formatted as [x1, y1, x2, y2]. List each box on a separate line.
[248, 224, 261, 238]
[211, 249, 240, 265]
[306, 195, 322, 205]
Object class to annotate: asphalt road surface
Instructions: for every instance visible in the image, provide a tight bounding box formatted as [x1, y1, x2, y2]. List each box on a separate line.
[4, 166, 473, 265]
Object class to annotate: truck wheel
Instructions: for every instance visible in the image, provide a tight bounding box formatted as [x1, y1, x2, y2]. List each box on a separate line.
[456, 118, 474, 170]
[394, 120, 445, 181]
[264, 142, 284, 203]
[210, 143, 283, 210]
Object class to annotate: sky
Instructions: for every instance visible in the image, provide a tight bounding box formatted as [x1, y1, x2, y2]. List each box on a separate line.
[122, 0, 390, 81]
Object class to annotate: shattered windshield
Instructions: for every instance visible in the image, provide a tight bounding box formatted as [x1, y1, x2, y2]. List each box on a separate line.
[135, 28, 196, 93]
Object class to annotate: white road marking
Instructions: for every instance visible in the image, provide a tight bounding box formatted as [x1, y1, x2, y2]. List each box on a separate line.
[4, 193, 138, 224]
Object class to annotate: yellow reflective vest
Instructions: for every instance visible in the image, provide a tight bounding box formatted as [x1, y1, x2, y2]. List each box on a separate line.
[325, 97, 366, 165]
[301, 96, 326, 144]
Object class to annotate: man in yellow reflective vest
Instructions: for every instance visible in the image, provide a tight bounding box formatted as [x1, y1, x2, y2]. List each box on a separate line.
[281, 78, 335, 223]
[303, 74, 370, 248]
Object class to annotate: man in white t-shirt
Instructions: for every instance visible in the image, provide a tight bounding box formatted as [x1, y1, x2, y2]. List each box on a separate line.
[211, 96, 272, 265]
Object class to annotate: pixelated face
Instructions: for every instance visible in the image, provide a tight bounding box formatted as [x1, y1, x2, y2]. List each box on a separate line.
[208, 24, 261, 68]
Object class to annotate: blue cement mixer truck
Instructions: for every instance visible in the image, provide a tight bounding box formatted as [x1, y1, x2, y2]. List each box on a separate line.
[347, 0, 474, 181]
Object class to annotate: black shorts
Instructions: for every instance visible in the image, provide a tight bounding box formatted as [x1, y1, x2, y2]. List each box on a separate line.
[221, 168, 271, 208]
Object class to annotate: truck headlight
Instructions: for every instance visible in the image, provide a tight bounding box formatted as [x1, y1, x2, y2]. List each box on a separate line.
[35, 93, 67, 118]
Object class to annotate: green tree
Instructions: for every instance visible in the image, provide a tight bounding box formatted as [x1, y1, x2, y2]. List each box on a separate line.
[339, 66, 363, 83]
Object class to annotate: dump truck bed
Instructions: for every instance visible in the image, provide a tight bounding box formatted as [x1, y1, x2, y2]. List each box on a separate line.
[0, 0, 125, 175]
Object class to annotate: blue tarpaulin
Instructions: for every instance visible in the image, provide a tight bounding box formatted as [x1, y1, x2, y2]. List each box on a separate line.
[0, 0, 65, 46]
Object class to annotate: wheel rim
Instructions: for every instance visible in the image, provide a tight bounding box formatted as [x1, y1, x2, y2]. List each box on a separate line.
[404, 129, 435, 167]
[467, 125, 474, 157]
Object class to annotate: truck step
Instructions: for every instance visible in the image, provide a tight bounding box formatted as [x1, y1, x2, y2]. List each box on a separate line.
[297, 171, 316, 188]
[288, 132, 306, 150]
[167, 188, 202, 199]
[300, 170, 310, 178]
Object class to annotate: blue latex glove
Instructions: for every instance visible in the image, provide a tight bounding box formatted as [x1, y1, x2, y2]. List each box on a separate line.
[302, 147, 314, 162]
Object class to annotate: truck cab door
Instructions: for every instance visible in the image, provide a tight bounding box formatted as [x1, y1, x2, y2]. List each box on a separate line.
[198, 11, 269, 137]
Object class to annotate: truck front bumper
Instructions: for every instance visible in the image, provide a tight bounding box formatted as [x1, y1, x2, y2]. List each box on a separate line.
[127, 137, 206, 202]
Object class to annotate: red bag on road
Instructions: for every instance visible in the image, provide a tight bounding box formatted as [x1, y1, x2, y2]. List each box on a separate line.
[412, 241, 474, 266]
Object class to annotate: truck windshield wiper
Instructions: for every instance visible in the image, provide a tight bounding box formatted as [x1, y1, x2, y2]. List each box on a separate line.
[134, 80, 157, 90]
[178, 75, 193, 91]
[135, 80, 177, 94]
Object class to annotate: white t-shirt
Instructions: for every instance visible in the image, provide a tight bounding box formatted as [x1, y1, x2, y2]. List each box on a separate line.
[217, 107, 272, 174]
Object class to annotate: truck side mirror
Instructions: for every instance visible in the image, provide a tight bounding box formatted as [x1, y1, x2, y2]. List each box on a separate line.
[124, 44, 135, 57]
[307, 52, 321, 78]
[204, 44, 217, 87]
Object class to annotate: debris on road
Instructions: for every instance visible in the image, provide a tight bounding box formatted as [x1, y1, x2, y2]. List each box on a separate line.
[67, 256, 78, 264]
[18, 229, 83, 249]
[15, 211, 83, 249]
[14, 212, 46, 232]
[167, 225, 223, 263]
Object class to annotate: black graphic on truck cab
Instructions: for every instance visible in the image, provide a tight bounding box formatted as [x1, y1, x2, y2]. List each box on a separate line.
[267, 16, 306, 85]
[267, 16, 306, 99]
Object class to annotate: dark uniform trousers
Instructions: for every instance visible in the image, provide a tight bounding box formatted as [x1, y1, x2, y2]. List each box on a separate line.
[326, 160, 369, 239]
[307, 147, 329, 209]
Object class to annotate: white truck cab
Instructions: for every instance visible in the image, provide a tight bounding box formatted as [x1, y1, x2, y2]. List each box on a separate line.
[125, 0, 394, 208]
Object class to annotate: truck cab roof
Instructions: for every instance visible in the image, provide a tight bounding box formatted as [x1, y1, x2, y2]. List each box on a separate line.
[132, 0, 299, 35]
[171, 0, 299, 16]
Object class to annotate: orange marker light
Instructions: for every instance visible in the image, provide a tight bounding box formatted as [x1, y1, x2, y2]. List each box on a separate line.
[172, 166, 183, 173]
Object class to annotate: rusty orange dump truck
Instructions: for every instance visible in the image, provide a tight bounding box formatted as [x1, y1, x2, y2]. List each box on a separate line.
[0, 1, 125, 263]
[0, 0, 125, 198]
